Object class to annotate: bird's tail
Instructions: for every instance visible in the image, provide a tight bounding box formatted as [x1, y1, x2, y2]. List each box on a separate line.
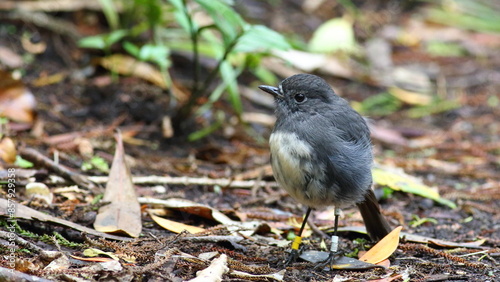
[356, 189, 392, 241]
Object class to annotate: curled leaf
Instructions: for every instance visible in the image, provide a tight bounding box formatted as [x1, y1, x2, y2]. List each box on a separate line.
[359, 226, 402, 264]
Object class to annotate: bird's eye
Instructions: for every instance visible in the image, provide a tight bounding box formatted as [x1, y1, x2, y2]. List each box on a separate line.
[294, 93, 306, 103]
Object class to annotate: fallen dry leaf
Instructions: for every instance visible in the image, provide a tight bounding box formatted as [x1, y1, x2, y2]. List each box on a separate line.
[138, 197, 265, 236]
[359, 226, 402, 264]
[388, 86, 432, 106]
[32, 72, 66, 87]
[0, 70, 36, 123]
[69, 255, 114, 263]
[93, 131, 142, 237]
[98, 54, 168, 89]
[0, 137, 17, 163]
[0, 198, 131, 241]
[186, 254, 228, 282]
[25, 182, 53, 205]
[0, 46, 23, 68]
[44, 255, 70, 271]
[148, 209, 205, 234]
[83, 248, 119, 260]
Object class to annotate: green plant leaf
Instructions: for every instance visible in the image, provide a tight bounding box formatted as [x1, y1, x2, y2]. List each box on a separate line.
[123, 41, 141, 57]
[195, 0, 245, 45]
[140, 0, 163, 30]
[252, 65, 278, 86]
[233, 25, 291, 53]
[188, 111, 225, 141]
[79, 30, 128, 51]
[168, 0, 196, 34]
[425, 0, 500, 33]
[124, 42, 171, 70]
[426, 41, 466, 57]
[98, 0, 120, 30]
[79, 35, 107, 50]
[15, 155, 34, 168]
[139, 44, 171, 68]
[405, 99, 461, 118]
[409, 215, 438, 228]
[81, 156, 110, 173]
[220, 61, 242, 114]
[354, 92, 402, 116]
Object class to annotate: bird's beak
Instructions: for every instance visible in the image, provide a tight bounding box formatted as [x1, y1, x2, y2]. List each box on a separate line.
[258, 85, 282, 98]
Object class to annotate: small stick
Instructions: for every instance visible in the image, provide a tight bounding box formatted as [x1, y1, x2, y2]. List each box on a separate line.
[88, 175, 278, 189]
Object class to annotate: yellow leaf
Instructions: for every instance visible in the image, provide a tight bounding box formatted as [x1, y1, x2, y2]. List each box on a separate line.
[373, 165, 456, 209]
[388, 87, 432, 105]
[149, 211, 205, 234]
[359, 226, 402, 264]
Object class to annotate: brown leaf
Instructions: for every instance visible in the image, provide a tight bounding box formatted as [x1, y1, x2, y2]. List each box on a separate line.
[139, 197, 267, 236]
[148, 210, 205, 234]
[0, 198, 132, 241]
[359, 226, 402, 264]
[0, 137, 17, 163]
[32, 72, 66, 87]
[0, 70, 36, 123]
[93, 131, 142, 237]
[0, 46, 23, 68]
[98, 54, 168, 89]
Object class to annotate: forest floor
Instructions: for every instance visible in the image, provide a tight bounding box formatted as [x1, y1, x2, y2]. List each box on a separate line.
[0, 1, 499, 281]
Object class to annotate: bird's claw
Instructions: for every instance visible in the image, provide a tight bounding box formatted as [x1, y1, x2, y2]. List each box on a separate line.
[313, 251, 342, 271]
[284, 249, 301, 267]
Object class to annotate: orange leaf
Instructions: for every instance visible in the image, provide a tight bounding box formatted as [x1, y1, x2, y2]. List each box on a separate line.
[0, 137, 17, 163]
[359, 226, 402, 264]
[0, 70, 36, 123]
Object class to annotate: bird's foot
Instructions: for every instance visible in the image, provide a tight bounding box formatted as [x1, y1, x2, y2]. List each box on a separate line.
[313, 250, 342, 271]
[284, 248, 301, 267]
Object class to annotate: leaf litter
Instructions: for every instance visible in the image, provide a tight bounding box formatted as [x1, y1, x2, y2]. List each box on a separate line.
[1, 1, 499, 281]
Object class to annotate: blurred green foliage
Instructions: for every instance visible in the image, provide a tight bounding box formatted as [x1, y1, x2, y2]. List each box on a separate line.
[425, 0, 500, 33]
[78, 0, 290, 138]
[353, 92, 403, 117]
[76, 0, 497, 139]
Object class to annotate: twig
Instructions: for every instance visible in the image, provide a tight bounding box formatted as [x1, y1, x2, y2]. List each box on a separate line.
[0, 266, 53, 282]
[88, 175, 278, 189]
[400, 243, 488, 270]
[4, 10, 81, 41]
[0, 230, 46, 254]
[19, 147, 101, 193]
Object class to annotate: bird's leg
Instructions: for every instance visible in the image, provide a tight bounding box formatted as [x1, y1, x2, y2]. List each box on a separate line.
[314, 207, 342, 271]
[284, 207, 312, 267]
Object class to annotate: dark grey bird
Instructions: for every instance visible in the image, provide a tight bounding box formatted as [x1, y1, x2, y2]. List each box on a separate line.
[259, 74, 391, 268]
